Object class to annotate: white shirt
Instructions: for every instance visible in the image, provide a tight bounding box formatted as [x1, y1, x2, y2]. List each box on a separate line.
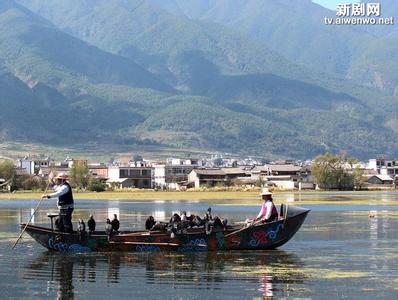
[256, 200, 274, 220]
[48, 184, 73, 209]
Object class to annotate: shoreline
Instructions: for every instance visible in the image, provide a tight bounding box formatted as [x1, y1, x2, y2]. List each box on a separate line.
[1, 190, 397, 206]
[0, 190, 259, 201]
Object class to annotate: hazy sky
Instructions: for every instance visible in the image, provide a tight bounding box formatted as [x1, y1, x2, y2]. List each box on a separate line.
[312, 0, 348, 10]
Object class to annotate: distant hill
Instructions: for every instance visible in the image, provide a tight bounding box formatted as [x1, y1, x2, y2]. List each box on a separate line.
[0, 0, 173, 95]
[150, 0, 367, 74]
[149, 0, 398, 95]
[0, 0, 397, 159]
[14, 0, 312, 87]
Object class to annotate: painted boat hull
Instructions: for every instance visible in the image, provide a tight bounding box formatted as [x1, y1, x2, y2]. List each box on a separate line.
[21, 206, 310, 253]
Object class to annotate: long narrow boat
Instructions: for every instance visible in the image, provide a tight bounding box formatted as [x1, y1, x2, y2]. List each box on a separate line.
[21, 206, 310, 253]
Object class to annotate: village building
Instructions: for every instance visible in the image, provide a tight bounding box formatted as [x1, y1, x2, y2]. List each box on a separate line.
[153, 159, 201, 189]
[188, 169, 227, 188]
[88, 164, 108, 179]
[16, 157, 54, 175]
[106, 178, 136, 189]
[367, 174, 394, 185]
[38, 166, 70, 178]
[221, 167, 252, 184]
[68, 159, 88, 167]
[251, 164, 312, 189]
[107, 166, 152, 188]
[368, 158, 398, 176]
[221, 167, 248, 178]
[264, 164, 304, 177]
[187, 167, 250, 188]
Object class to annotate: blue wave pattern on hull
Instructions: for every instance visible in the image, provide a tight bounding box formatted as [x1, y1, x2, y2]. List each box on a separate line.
[48, 237, 92, 253]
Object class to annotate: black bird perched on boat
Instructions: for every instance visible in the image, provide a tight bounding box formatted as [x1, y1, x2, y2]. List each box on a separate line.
[105, 218, 112, 235]
[87, 215, 96, 234]
[145, 216, 155, 230]
[204, 207, 213, 221]
[77, 219, 86, 233]
[111, 214, 120, 233]
[169, 213, 181, 223]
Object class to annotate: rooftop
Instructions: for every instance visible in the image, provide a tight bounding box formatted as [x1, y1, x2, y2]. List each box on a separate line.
[221, 167, 246, 175]
[372, 174, 394, 181]
[266, 164, 302, 172]
[192, 169, 226, 176]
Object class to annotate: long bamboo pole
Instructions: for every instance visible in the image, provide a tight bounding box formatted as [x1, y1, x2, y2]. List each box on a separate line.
[11, 174, 53, 249]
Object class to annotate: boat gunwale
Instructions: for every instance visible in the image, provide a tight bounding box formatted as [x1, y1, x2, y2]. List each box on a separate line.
[20, 207, 310, 238]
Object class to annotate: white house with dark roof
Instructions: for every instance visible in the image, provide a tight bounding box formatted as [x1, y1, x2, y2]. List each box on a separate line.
[367, 174, 394, 185]
[188, 169, 227, 188]
[250, 163, 312, 189]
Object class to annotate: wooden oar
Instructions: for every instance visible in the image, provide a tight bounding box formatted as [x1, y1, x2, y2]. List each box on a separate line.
[12, 173, 53, 249]
[110, 241, 181, 247]
[225, 207, 288, 238]
[224, 221, 260, 238]
[109, 240, 208, 248]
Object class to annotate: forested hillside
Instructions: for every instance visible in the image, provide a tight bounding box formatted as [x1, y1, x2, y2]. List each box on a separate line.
[0, 0, 396, 159]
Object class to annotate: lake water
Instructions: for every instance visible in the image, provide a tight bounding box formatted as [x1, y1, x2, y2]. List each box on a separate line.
[1, 193, 398, 299]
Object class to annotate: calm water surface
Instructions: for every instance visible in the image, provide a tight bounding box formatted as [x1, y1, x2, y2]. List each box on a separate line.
[1, 192, 398, 299]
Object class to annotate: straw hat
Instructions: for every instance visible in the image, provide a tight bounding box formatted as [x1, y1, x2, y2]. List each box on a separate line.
[260, 188, 272, 196]
[55, 172, 68, 180]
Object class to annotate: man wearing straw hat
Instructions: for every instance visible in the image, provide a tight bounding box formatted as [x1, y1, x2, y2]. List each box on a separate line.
[253, 188, 278, 223]
[42, 173, 74, 233]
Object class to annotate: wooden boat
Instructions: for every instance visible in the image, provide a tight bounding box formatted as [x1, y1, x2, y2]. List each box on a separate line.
[21, 205, 310, 253]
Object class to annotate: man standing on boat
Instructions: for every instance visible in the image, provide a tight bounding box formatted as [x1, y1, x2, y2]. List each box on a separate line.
[42, 173, 74, 233]
[253, 188, 278, 223]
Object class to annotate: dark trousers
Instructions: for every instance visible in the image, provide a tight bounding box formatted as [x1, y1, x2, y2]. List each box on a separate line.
[267, 213, 278, 223]
[58, 207, 74, 233]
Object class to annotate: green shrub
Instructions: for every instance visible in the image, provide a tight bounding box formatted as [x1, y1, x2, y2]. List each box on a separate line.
[87, 178, 106, 192]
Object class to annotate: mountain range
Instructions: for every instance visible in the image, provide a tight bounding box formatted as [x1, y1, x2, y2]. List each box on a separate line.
[0, 0, 397, 159]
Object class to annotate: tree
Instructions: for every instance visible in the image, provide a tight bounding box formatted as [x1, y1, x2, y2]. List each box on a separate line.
[213, 158, 223, 166]
[0, 160, 16, 181]
[20, 176, 46, 191]
[70, 161, 89, 188]
[0, 160, 16, 190]
[255, 177, 265, 187]
[132, 154, 143, 162]
[352, 167, 366, 190]
[311, 152, 356, 190]
[87, 178, 106, 192]
[347, 158, 366, 190]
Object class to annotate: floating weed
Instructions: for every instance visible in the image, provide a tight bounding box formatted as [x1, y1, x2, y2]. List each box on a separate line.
[380, 278, 398, 290]
[342, 211, 398, 218]
[323, 221, 355, 226]
[228, 265, 369, 281]
[228, 265, 306, 279]
[318, 269, 369, 279]
[285, 287, 312, 293]
[301, 226, 333, 232]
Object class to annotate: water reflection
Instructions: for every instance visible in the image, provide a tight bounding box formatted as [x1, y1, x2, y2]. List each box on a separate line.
[260, 275, 273, 299]
[24, 251, 305, 299]
[279, 191, 398, 205]
[3, 198, 398, 299]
